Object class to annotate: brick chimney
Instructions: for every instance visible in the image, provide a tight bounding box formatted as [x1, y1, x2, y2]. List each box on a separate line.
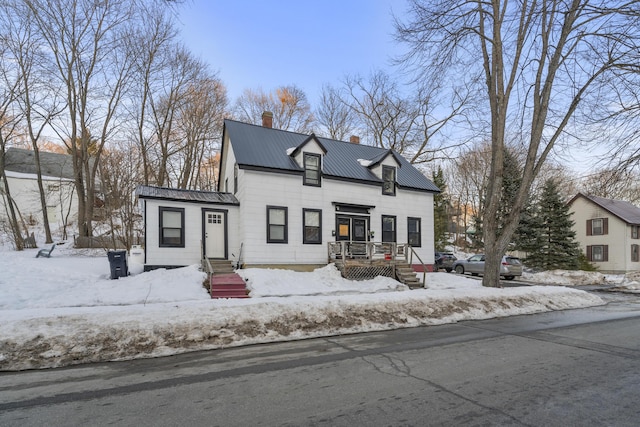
[350, 135, 360, 144]
[262, 111, 273, 128]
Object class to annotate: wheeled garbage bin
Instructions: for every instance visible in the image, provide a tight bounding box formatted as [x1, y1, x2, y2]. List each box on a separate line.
[107, 250, 128, 279]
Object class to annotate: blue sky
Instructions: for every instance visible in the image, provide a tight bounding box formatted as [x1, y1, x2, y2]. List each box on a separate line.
[176, 0, 405, 105]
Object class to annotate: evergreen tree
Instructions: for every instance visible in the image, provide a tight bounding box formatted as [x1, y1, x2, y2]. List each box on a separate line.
[513, 197, 544, 255]
[473, 149, 522, 250]
[525, 179, 580, 270]
[431, 167, 449, 250]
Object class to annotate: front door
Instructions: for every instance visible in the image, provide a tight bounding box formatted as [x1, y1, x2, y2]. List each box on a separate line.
[204, 210, 226, 259]
[336, 215, 369, 241]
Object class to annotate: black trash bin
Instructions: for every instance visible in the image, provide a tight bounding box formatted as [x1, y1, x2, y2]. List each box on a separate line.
[107, 250, 128, 279]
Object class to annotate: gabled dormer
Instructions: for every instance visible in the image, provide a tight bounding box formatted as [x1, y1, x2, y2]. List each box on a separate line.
[359, 149, 402, 196]
[288, 134, 327, 187]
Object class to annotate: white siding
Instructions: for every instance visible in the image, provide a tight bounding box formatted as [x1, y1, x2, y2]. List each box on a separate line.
[237, 169, 434, 267]
[0, 173, 77, 227]
[143, 198, 240, 268]
[570, 196, 638, 273]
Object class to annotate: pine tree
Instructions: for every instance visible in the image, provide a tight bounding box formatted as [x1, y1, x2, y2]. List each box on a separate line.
[473, 149, 522, 250]
[525, 179, 580, 270]
[431, 167, 449, 251]
[513, 197, 544, 255]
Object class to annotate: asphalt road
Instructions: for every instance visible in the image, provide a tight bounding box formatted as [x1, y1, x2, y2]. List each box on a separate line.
[1, 292, 640, 426]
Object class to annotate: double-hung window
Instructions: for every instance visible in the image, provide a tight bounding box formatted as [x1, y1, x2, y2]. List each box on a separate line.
[382, 215, 397, 243]
[587, 245, 608, 262]
[633, 244, 639, 262]
[159, 207, 185, 247]
[408, 217, 421, 247]
[632, 225, 639, 239]
[304, 153, 321, 186]
[587, 218, 607, 236]
[303, 209, 322, 244]
[267, 206, 288, 243]
[382, 166, 396, 196]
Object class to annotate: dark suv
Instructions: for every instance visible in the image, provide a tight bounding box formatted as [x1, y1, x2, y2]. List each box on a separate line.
[434, 252, 457, 272]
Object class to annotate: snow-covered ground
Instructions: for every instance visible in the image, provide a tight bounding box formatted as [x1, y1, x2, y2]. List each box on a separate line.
[0, 242, 622, 371]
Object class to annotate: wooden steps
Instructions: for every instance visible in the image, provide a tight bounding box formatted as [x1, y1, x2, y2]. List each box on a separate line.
[395, 263, 423, 288]
[210, 273, 250, 299]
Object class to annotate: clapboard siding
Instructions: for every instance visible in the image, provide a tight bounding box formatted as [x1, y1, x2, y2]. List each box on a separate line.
[237, 168, 434, 266]
[570, 195, 638, 273]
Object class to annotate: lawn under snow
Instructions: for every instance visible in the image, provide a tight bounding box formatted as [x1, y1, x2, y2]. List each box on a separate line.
[0, 243, 612, 371]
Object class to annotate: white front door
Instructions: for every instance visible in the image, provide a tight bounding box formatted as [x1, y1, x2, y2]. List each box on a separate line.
[205, 211, 225, 258]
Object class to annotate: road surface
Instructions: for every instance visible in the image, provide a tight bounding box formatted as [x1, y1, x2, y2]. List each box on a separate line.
[1, 292, 640, 426]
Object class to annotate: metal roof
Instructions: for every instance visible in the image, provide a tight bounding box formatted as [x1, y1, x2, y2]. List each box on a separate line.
[136, 185, 239, 205]
[572, 193, 640, 225]
[4, 147, 75, 180]
[223, 119, 440, 193]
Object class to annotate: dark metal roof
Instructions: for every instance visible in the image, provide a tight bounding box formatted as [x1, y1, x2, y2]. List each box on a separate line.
[136, 185, 239, 205]
[4, 147, 75, 180]
[572, 193, 640, 225]
[223, 119, 440, 193]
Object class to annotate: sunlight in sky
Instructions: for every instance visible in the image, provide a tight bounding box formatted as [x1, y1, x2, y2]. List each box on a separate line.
[177, 0, 403, 104]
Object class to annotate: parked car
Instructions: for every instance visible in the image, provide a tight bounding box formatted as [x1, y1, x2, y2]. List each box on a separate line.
[452, 254, 523, 280]
[434, 251, 457, 272]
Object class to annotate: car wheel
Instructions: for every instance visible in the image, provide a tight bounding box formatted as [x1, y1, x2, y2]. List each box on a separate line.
[455, 265, 465, 275]
[504, 276, 515, 280]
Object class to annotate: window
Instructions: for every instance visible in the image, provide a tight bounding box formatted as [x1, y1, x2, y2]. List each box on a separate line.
[633, 244, 639, 262]
[382, 215, 396, 242]
[303, 209, 322, 244]
[234, 164, 238, 194]
[587, 218, 607, 236]
[632, 226, 639, 239]
[304, 153, 321, 186]
[408, 217, 421, 247]
[267, 206, 288, 243]
[587, 245, 608, 262]
[382, 166, 396, 196]
[159, 207, 184, 247]
[225, 178, 228, 193]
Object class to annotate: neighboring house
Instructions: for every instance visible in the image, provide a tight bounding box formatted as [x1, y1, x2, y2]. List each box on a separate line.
[0, 147, 77, 227]
[568, 193, 640, 273]
[137, 114, 440, 273]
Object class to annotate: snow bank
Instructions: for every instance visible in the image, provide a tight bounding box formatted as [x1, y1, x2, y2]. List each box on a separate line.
[0, 247, 605, 371]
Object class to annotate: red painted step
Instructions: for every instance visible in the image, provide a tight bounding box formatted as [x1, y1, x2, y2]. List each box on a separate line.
[211, 273, 250, 299]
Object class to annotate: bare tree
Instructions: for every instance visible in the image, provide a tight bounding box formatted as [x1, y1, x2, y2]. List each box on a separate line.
[99, 142, 143, 250]
[340, 70, 467, 163]
[24, 0, 140, 238]
[0, 19, 26, 250]
[315, 84, 356, 140]
[174, 77, 228, 189]
[397, 0, 640, 286]
[128, 5, 179, 186]
[580, 168, 640, 204]
[233, 85, 314, 133]
[1, 1, 64, 244]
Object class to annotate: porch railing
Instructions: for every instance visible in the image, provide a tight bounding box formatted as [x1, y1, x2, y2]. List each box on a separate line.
[328, 241, 428, 286]
[328, 241, 405, 261]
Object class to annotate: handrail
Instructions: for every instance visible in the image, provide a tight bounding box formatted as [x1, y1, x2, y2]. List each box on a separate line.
[407, 245, 427, 287]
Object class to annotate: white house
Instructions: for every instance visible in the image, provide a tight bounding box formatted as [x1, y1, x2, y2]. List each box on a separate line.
[0, 148, 77, 228]
[569, 193, 640, 273]
[137, 114, 440, 274]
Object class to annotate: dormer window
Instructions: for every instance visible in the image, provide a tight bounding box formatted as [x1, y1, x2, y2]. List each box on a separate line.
[382, 165, 396, 195]
[304, 153, 321, 186]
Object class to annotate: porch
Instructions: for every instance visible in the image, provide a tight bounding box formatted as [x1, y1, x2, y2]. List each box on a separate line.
[327, 241, 428, 287]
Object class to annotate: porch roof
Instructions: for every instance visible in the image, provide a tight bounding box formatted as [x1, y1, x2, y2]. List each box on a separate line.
[136, 185, 239, 205]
